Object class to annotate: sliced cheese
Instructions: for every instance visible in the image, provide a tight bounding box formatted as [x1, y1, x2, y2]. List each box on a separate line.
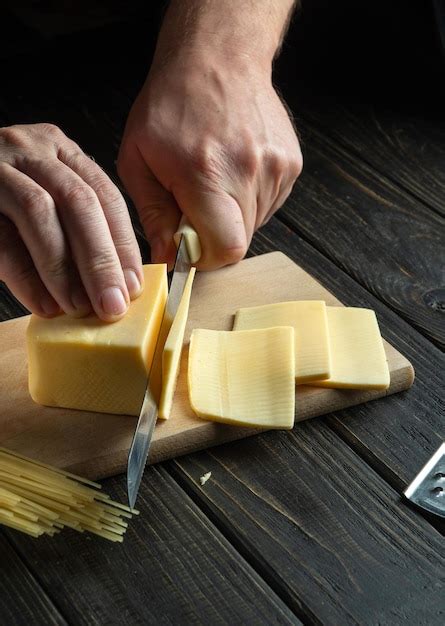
[233, 301, 331, 383]
[310, 307, 390, 389]
[188, 327, 295, 429]
[159, 268, 196, 419]
[27, 264, 168, 416]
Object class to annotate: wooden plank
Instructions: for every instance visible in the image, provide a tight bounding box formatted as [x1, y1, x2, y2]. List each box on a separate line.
[0, 253, 413, 480]
[298, 103, 445, 219]
[169, 420, 445, 626]
[251, 220, 444, 489]
[5, 466, 300, 626]
[0, 532, 66, 625]
[276, 0, 445, 216]
[279, 125, 445, 349]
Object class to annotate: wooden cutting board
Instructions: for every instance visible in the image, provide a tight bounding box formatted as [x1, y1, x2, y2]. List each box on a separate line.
[0, 252, 414, 480]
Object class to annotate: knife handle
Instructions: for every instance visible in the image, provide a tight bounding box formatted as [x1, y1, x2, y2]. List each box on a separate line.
[174, 218, 201, 264]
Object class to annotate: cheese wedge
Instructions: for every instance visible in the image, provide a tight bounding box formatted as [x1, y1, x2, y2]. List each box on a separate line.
[233, 301, 331, 383]
[159, 268, 196, 419]
[27, 264, 168, 416]
[188, 327, 295, 429]
[309, 307, 390, 389]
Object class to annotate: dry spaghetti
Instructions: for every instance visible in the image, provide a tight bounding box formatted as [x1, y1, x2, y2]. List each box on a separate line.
[0, 448, 138, 542]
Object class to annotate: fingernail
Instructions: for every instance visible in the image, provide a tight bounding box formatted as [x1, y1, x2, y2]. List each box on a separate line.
[100, 287, 128, 317]
[123, 268, 142, 299]
[40, 294, 61, 316]
[71, 288, 92, 317]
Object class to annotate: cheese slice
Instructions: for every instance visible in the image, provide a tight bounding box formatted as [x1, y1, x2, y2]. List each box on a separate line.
[27, 264, 168, 416]
[159, 268, 196, 419]
[233, 301, 331, 383]
[188, 327, 295, 429]
[309, 307, 390, 389]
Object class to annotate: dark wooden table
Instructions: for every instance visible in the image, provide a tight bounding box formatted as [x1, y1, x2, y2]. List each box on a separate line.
[1, 2, 444, 624]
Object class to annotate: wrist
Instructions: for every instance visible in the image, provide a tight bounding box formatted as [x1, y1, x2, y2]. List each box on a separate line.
[151, 42, 272, 85]
[152, 1, 293, 78]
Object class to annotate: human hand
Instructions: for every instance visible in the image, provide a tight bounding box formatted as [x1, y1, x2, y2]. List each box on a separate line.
[117, 47, 302, 270]
[0, 123, 143, 321]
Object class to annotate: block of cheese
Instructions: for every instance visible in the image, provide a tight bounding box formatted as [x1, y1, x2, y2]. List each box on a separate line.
[159, 267, 196, 419]
[233, 301, 331, 383]
[188, 327, 295, 429]
[309, 307, 390, 389]
[27, 264, 168, 416]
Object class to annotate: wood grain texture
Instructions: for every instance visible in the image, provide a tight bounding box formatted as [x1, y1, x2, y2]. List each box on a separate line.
[298, 103, 445, 219]
[0, 8, 443, 626]
[279, 125, 445, 350]
[5, 465, 300, 626]
[169, 420, 445, 626]
[276, 0, 445, 216]
[0, 253, 413, 480]
[252, 220, 445, 490]
[0, 533, 66, 626]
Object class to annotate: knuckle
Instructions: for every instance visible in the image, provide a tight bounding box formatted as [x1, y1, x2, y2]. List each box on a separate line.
[113, 232, 138, 255]
[37, 123, 63, 139]
[19, 186, 53, 219]
[80, 249, 119, 277]
[0, 125, 28, 148]
[62, 149, 85, 170]
[190, 143, 221, 180]
[42, 253, 70, 280]
[62, 183, 97, 207]
[218, 241, 247, 266]
[236, 146, 261, 179]
[93, 178, 123, 206]
[267, 151, 287, 179]
[290, 152, 303, 179]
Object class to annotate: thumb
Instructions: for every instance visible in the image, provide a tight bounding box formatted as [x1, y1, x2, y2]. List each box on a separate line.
[174, 186, 248, 271]
[117, 145, 180, 267]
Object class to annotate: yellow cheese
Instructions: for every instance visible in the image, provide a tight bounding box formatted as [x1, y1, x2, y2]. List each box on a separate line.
[188, 327, 295, 429]
[27, 264, 168, 416]
[309, 307, 390, 389]
[233, 301, 331, 383]
[159, 268, 196, 419]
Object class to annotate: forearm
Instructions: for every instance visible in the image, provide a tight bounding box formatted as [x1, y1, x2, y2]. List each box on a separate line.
[154, 0, 297, 71]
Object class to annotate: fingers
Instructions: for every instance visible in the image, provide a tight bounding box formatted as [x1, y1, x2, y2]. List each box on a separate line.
[0, 214, 60, 317]
[58, 147, 143, 299]
[256, 146, 303, 228]
[174, 185, 248, 271]
[0, 162, 90, 318]
[117, 145, 181, 268]
[16, 157, 130, 322]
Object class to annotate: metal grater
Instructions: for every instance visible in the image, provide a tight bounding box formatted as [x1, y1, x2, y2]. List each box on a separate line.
[404, 443, 445, 518]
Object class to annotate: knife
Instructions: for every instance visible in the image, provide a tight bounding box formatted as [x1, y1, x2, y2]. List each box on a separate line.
[126, 221, 201, 509]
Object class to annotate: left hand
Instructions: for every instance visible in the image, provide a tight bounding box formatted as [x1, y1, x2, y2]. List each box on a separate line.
[117, 48, 302, 270]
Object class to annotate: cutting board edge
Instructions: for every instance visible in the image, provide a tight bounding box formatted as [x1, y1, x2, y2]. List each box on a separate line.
[59, 358, 414, 481]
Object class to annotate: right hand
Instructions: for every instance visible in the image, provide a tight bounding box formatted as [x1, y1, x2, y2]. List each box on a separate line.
[0, 123, 143, 321]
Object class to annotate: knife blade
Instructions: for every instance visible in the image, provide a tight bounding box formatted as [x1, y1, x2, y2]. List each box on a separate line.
[127, 229, 197, 509]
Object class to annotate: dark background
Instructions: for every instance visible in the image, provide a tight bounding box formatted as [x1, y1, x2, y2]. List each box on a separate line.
[1, 2, 444, 625]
